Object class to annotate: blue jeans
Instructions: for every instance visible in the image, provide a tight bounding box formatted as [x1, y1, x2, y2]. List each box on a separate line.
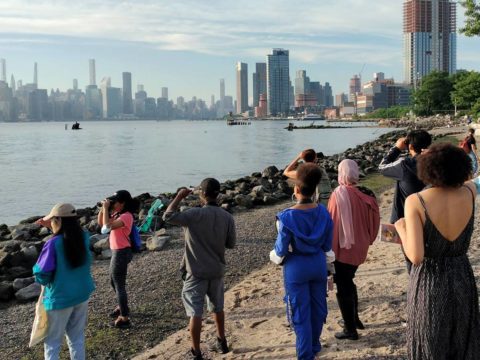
[44, 300, 88, 360]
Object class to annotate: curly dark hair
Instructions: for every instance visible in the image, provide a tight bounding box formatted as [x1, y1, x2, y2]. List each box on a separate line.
[296, 163, 322, 197]
[417, 143, 472, 188]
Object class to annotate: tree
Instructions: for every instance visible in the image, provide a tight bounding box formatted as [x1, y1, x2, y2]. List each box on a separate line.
[412, 71, 454, 116]
[460, 0, 480, 36]
[452, 71, 480, 112]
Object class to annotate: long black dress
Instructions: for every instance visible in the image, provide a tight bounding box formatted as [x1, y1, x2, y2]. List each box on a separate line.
[407, 190, 480, 359]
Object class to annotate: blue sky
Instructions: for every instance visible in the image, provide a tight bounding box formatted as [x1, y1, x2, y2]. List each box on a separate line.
[0, 0, 479, 102]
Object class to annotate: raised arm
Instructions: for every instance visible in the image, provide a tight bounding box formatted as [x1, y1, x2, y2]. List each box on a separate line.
[283, 152, 303, 179]
[395, 195, 424, 265]
[378, 138, 408, 180]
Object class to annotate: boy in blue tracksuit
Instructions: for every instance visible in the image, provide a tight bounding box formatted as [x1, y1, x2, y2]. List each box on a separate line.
[273, 163, 333, 360]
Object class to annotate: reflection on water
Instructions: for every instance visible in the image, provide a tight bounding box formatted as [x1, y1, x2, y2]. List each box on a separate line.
[0, 120, 390, 225]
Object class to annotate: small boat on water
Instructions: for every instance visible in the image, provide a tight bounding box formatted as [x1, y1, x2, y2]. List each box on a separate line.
[300, 113, 325, 121]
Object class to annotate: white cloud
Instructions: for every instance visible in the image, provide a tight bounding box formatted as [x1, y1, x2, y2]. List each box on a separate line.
[0, 0, 406, 62]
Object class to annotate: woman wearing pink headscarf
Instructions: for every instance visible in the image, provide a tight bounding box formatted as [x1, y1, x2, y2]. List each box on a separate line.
[327, 159, 380, 340]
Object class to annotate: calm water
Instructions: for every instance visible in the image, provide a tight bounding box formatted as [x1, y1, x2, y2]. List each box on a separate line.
[0, 120, 390, 225]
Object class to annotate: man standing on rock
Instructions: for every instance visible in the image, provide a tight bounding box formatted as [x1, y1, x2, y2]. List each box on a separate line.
[379, 130, 432, 274]
[284, 149, 332, 206]
[163, 178, 236, 360]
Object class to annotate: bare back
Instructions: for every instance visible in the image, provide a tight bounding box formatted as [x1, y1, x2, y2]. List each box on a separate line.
[414, 182, 476, 242]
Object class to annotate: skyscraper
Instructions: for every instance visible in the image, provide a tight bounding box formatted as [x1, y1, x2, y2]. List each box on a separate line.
[349, 75, 361, 102]
[220, 79, 225, 101]
[10, 75, 15, 93]
[122, 72, 133, 114]
[161, 87, 168, 99]
[324, 82, 334, 107]
[0, 59, 6, 82]
[403, 0, 456, 85]
[252, 62, 267, 107]
[33, 62, 38, 87]
[294, 70, 310, 96]
[89, 59, 96, 86]
[73, 79, 78, 90]
[236, 62, 248, 114]
[267, 49, 290, 116]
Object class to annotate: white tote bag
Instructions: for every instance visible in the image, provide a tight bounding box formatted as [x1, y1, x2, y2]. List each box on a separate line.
[29, 286, 49, 347]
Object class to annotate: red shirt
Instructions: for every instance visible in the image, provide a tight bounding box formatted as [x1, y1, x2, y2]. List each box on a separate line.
[109, 212, 133, 250]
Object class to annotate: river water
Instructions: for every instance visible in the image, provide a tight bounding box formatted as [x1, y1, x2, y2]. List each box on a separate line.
[0, 120, 390, 225]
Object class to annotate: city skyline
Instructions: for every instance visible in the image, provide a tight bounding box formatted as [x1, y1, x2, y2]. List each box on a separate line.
[1, 1, 479, 101]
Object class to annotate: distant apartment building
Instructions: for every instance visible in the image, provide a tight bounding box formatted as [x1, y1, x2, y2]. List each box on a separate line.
[252, 63, 267, 107]
[295, 70, 310, 96]
[336, 93, 348, 107]
[236, 62, 248, 114]
[309, 82, 325, 107]
[403, 0, 456, 85]
[255, 93, 268, 118]
[161, 87, 168, 100]
[122, 72, 133, 114]
[324, 82, 334, 107]
[100, 77, 122, 119]
[267, 49, 290, 116]
[349, 75, 361, 102]
[0, 80, 14, 121]
[1, 59, 6, 82]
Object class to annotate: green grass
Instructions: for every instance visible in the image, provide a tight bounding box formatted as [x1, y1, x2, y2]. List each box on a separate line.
[360, 172, 395, 196]
[433, 135, 460, 145]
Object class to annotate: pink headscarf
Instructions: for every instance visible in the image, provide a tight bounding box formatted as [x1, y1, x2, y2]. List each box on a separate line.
[334, 159, 359, 249]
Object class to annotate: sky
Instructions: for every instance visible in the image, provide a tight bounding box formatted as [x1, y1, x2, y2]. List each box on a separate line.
[0, 0, 479, 102]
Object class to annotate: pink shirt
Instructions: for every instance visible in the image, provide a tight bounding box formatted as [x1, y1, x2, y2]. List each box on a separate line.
[109, 212, 133, 250]
[327, 187, 380, 266]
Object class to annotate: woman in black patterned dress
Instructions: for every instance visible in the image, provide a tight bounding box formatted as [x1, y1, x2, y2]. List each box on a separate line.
[395, 143, 480, 359]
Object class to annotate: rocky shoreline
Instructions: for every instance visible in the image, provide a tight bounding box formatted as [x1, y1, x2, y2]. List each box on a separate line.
[0, 127, 464, 359]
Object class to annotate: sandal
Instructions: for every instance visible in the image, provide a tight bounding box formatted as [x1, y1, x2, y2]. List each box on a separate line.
[113, 317, 131, 329]
[109, 307, 121, 318]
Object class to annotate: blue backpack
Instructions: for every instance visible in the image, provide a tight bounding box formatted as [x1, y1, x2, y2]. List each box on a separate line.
[129, 225, 142, 253]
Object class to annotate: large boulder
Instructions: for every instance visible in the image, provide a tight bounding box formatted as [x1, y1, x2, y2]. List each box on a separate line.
[262, 166, 279, 179]
[12, 276, 35, 291]
[234, 194, 254, 209]
[146, 235, 170, 251]
[21, 246, 39, 267]
[0, 250, 11, 267]
[0, 240, 23, 253]
[6, 266, 32, 280]
[0, 281, 14, 301]
[19, 216, 42, 225]
[15, 282, 41, 301]
[100, 249, 112, 260]
[93, 238, 110, 253]
[89, 234, 108, 249]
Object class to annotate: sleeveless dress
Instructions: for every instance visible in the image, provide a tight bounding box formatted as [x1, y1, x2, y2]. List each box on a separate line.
[407, 188, 480, 359]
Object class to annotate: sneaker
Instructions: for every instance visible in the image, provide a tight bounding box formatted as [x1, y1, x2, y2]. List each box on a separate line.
[188, 348, 203, 360]
[209, 337, 229, 354]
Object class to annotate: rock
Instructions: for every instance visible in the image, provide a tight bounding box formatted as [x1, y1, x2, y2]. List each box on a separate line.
[251, 172, 262, 178]
[0, 250, 11, 267]
[0, 224, 10, 237]
[0, 281, 14, 301]
[93, 238, 110, 253]
[6, 266, 32, 280]
[0, 240, 23, 253]
[38, 227, 50, 237]
[21, 246, 39, 267]
[19, 216, 42, 225]
[100, 249, 112, 260]
[11, 229, 30, 241]
[277, 181, 291, 194]
[236, 182, 250, 194]
[250, 185, 265, 198]
[12, 276, 35, 291]
[87, 220, 99, 233]
[146, 235, 170, 251]
[262, 166, 279, 179]
[234, 194, 254, 209]
[15, 282, 41, 301]
[89, 234, 108, 249]
[263, 195, 277, 205]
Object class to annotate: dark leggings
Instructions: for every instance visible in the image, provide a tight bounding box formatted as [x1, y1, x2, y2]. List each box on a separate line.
[333, 261, 358, 297]
[110, 248, 132, 316]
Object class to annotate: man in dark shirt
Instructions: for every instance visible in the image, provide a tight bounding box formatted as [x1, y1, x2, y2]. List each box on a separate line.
[379, 130, 432, 273]
[163, 178, 236, 360]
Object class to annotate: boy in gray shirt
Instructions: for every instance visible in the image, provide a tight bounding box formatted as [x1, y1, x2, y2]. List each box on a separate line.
[163, 178, 236, 360]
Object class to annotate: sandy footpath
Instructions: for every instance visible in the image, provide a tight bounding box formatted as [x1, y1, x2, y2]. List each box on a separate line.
[134, 185, 480, 360]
